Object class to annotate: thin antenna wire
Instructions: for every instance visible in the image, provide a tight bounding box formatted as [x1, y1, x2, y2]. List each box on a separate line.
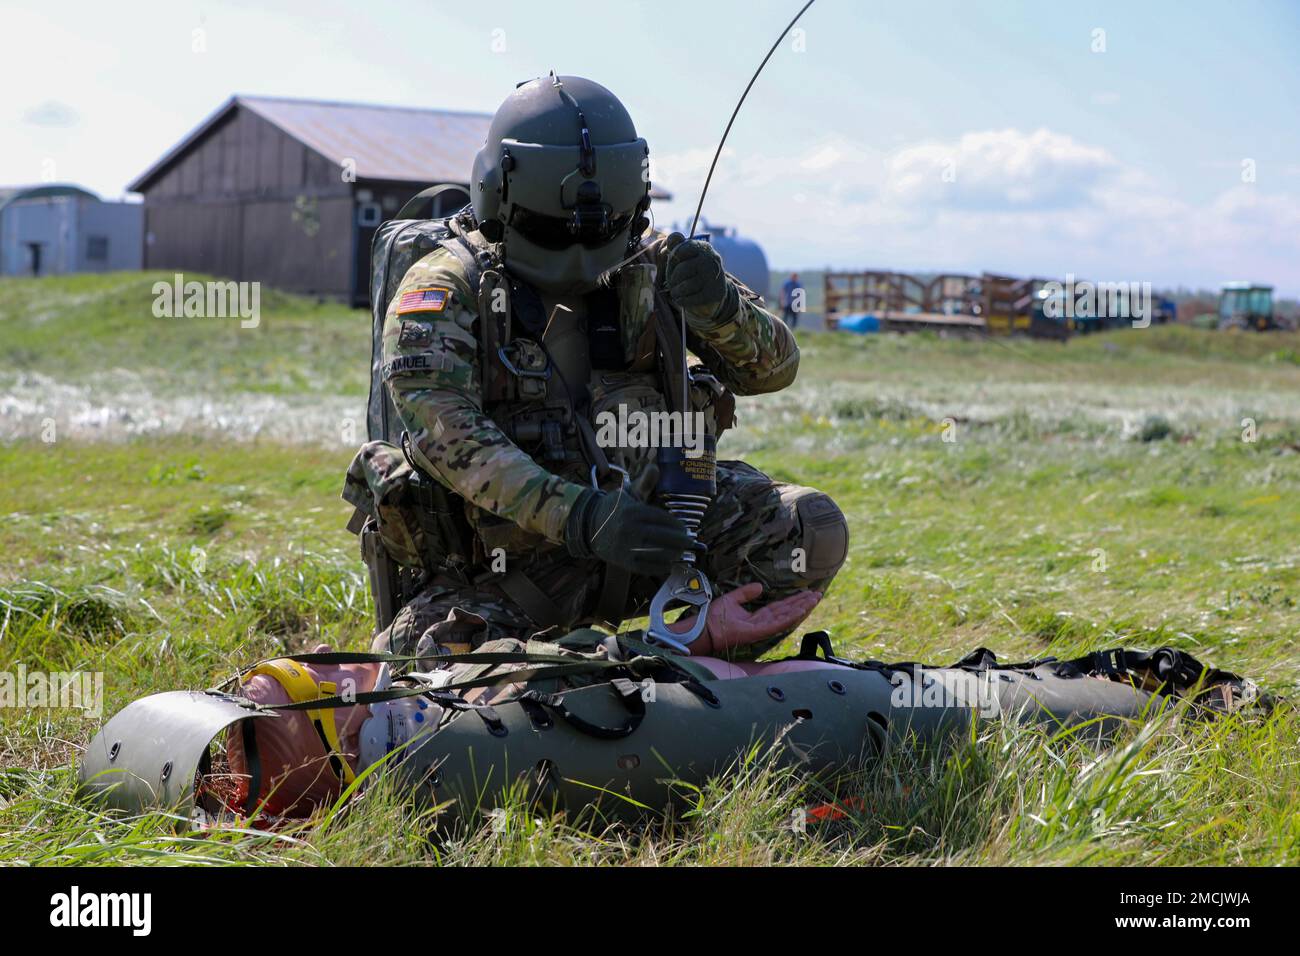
[688, 0, 816, 240]
[679, 0, 816, 415]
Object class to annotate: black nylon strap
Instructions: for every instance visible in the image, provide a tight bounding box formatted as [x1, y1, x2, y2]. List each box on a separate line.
[594, 564, 632, 630]
[652, 288, 689, 415]
[240, 717, 262, 818]
[242, 658, 665, 714]
[785, 633, 1263, 708]
[679, 677, 721, 708]
[214, 648, 588, 693]
[572, 414, 638, 632]
[440, 229, 483, 294]
[518, 677, 646, 740]
[475, 704, 508, 737]
[518, 695, 554, 729]
[272, 649, 579, 667]
[308, 716, 351, 784]
[498, 567, 568, 629]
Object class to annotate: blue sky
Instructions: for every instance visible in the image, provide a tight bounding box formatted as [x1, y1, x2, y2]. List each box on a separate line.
[4, 0, 1297, 292]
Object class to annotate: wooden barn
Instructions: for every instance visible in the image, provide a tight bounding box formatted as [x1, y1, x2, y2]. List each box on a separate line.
[130, 94, 673, 306]
[128, 95, 488, 305]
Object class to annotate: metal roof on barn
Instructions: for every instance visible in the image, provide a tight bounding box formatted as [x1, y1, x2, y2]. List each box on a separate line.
[240, 95, 493, 185]
[128, 94, 671, 198]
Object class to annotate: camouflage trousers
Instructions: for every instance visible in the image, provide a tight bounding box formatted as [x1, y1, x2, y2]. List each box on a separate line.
[373, 460, 849, 661]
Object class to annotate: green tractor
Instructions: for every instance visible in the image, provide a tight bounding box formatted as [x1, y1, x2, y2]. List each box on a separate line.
[1218, 281, 1276, 331]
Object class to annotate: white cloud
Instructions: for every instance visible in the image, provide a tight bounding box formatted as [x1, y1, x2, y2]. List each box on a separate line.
[800, 144, 844, 171]
[21, 100, 81, 128]
[884, 128, 1117, 209]
[654, 127, 1300, 294]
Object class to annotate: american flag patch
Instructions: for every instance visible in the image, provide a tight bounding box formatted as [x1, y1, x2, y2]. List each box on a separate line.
[396, 287, 450, 314]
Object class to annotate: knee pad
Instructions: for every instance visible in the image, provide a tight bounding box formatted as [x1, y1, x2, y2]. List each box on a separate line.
[792, 490, 849, 581]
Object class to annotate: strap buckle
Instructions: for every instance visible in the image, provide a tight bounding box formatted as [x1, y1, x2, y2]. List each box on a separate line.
[1091, 648, 1127, 676]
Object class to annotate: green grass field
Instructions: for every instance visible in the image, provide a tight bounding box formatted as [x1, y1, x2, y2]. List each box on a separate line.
[1, 272, 1297, 865]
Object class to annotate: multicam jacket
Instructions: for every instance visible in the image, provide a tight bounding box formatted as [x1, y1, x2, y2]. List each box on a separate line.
[379, 231, 799, 550]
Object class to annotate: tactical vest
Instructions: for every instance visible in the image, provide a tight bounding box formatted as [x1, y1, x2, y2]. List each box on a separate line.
[366, 209, 734, 549]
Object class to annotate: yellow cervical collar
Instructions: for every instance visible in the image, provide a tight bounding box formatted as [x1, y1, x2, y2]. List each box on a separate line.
[247, 659, 357, 786]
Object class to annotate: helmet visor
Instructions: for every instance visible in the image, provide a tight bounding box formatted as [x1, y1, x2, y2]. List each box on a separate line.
[510, 205, 636, 250]
[501, 139, 650, 216]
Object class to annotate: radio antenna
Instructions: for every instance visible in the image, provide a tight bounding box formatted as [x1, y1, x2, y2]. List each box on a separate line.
[648, 1, 816, 651]
[677, 0, 815, 413]
[687, 0, 816, 239]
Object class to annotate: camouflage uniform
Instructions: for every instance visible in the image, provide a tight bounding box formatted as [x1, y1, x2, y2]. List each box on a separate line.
[368, 229, 848, 660]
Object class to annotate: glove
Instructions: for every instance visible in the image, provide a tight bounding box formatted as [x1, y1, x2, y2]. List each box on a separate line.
[565, 487, 692, 578]
[663, 232, 739, 327]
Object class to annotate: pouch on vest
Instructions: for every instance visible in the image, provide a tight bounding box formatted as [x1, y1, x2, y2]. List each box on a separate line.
[343, 440, 474, 571]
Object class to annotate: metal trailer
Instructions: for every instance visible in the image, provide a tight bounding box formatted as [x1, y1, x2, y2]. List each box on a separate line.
[824, 269, 1062, 338]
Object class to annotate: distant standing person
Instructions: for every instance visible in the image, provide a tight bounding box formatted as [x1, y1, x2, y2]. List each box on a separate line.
[780, 272, 804, 328]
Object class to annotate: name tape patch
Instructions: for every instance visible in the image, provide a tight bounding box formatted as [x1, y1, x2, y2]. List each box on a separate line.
[382, 352, 447, 379]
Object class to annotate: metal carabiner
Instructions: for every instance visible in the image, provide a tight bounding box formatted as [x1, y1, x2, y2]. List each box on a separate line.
[497, 344, 552, 380]
[646, 561, 713, 655]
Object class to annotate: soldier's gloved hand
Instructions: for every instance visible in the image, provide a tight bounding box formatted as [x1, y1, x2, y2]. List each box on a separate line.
[565, 487, 692, 578]
[663, 232, 739, 328]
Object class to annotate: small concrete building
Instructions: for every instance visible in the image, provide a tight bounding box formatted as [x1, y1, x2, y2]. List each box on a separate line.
[0, 184, 143, 276]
